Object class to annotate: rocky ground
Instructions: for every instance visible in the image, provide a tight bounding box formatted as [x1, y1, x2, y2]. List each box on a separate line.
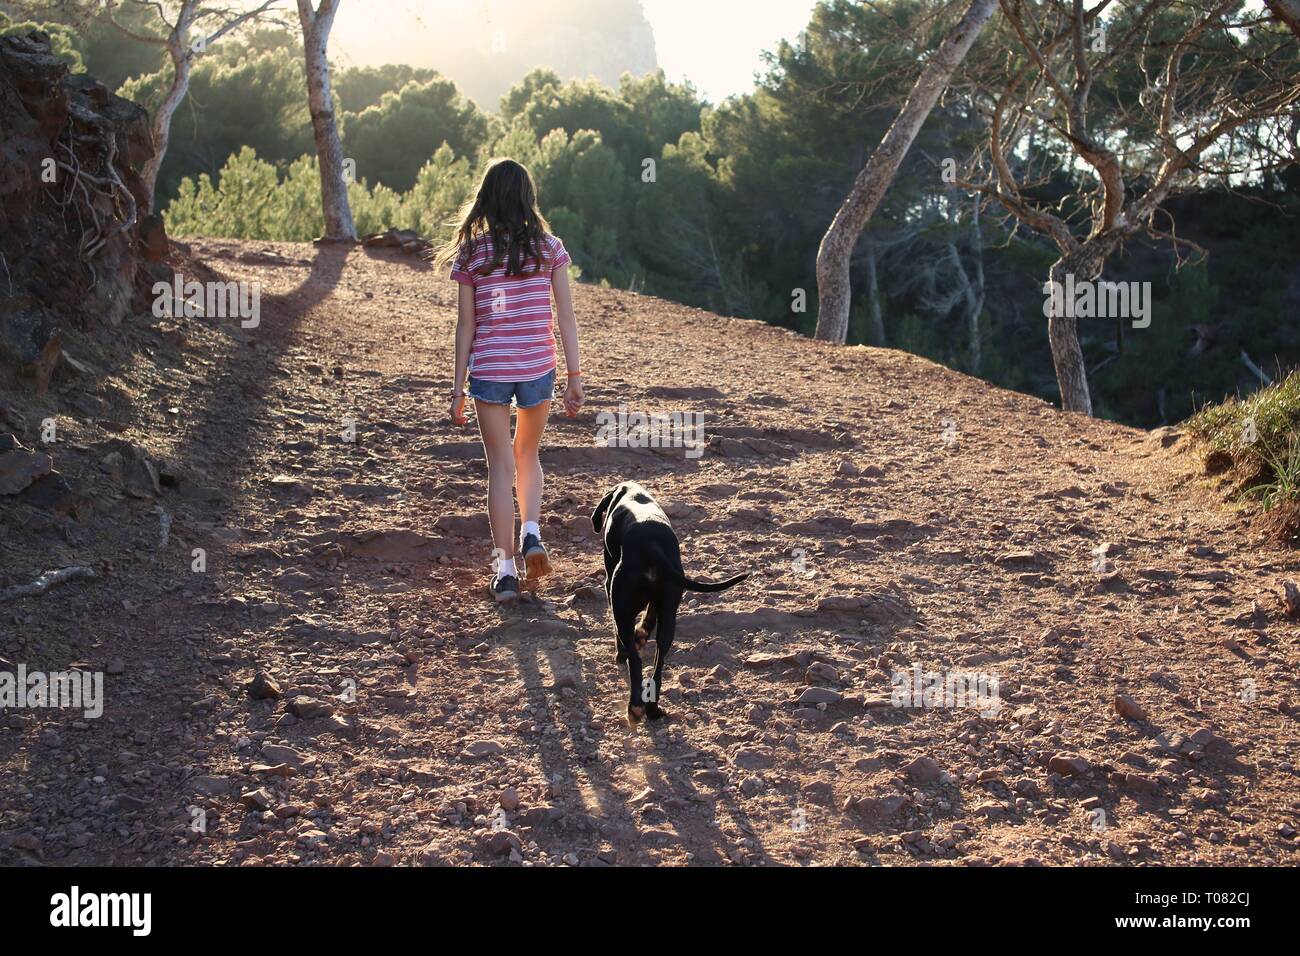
[1, 239, 1298, 867]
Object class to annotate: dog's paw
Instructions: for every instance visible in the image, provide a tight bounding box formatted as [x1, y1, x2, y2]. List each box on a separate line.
[645, 701, 667, 721]
[626, 704, 646, 727]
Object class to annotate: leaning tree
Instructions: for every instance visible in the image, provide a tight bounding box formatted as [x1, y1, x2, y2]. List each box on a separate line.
[814, 0, 1000, 344]
[961, 0, 1299, 414]
[95, 0, 284, 213]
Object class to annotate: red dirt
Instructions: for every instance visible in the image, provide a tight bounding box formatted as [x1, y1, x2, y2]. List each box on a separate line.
[2, 239, 1297, 866]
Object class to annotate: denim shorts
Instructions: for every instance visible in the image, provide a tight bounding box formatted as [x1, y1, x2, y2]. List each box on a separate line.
[468, 369, 556, 408]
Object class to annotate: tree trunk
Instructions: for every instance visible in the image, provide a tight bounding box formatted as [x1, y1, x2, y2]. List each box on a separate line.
[965, 198, 984, 373]
[814, 0, 998, 343]
[103, 0, 280, 214]
[297, 0, 356, 242]
[132, 1, 202, 214]
[863, 241, 885, 346]
[705, 218, 735, 317]
[946, 240, 982, 374]
[1266, 0, 1300, 38]
[139, 39, 190, 213]
[1045, 240, 1115, 416]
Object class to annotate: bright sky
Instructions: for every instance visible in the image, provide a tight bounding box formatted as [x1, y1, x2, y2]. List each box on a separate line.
[640, 0, 819, 101]
[327, 0, 819, 103]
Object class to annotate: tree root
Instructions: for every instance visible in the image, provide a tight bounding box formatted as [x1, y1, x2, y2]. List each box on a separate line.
[55, 137, 136, 286]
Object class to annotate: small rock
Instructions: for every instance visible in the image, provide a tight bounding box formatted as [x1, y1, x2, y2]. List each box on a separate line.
[480, 827, 520, 858]
[189, 775, 232, 797]
[1046, 752, 1091, 776]
[462, 739, 506, 759]
[845, 794, 908, 820]
[287, 695, 332, 719]
[1283, 581, 1300, 617]
[796, 686, 842, 706]
[261, 743, 313, 769]
[1113, 693, 1147, 721]
[247, 671, 283, 701]
[240, 788, 273, 811]
[732, 746, 775, 770]
[903, 755, 947, 785]
[995, 550, 1038, 566]
[0, 436, 52, 495]
[805, 662, 839, 683]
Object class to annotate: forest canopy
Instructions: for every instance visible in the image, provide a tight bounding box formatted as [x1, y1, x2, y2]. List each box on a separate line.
[4, 0, 1298, 429]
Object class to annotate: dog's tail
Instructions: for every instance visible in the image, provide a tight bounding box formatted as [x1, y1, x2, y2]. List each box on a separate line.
[678, 571, 749, 593]
[648, 544, 749, 593]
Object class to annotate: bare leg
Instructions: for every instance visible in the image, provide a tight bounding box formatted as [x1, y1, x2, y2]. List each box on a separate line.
[475, 400, 516, 566]
[513, 399, 551, 578]
[513, 400, 549, 528]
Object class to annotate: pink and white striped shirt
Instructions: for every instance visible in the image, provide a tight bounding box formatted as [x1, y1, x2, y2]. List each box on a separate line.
[450, 233, 571, 382]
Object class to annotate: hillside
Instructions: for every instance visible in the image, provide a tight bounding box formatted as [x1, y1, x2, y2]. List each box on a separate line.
[1, 240, 1297, 866]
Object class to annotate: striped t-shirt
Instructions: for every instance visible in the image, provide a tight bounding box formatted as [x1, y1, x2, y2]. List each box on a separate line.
[450, 233, 571, 382]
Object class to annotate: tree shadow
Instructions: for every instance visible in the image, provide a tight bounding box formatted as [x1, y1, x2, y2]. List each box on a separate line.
[105, 243, 349, 861]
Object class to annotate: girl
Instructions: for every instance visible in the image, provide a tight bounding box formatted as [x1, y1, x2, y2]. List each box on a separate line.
[439, 158, 583, 603]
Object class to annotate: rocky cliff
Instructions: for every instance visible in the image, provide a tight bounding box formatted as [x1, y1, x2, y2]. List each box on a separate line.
[0, 30, 161, 393]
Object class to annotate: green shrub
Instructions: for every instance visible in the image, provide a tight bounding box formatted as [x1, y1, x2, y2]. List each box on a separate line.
[1187, 370, 1300, 507]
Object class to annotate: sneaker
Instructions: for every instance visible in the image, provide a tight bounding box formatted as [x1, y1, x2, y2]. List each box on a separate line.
[491, 573, 519, 603]
[521, 533, 552, 580]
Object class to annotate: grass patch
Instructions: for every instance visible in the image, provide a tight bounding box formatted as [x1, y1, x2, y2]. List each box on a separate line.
[1186, 371, 1300, 510]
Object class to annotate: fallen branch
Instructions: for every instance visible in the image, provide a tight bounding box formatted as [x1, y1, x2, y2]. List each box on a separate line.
[0, 566, 98, 603]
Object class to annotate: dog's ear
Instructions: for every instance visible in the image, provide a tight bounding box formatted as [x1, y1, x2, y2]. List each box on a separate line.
[591, 485, 626, 534]
[591, 488, 617, 534]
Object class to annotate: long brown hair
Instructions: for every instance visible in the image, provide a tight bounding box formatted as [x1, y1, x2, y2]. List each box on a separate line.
[436, 158, 552, 277]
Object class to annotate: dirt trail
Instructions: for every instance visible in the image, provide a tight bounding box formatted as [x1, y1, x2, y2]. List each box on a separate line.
[3, 240, 1297, 866]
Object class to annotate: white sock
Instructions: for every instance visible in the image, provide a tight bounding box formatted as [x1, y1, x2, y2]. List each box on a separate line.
[520, 521, 540, 547]
[497, 556, 517, 578]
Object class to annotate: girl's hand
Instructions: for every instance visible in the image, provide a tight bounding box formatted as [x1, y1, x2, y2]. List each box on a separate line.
[563, 376, 584, 418]
[450, 392, 469, 426]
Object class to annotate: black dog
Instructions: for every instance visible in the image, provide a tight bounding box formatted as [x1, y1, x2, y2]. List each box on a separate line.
[591, 481, 748, 726]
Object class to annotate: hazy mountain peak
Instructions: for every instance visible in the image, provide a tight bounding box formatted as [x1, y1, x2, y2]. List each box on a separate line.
[333, 0, 658, 111]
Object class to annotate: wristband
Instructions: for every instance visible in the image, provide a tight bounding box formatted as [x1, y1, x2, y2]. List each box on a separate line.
[566, 371, 583, 378]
